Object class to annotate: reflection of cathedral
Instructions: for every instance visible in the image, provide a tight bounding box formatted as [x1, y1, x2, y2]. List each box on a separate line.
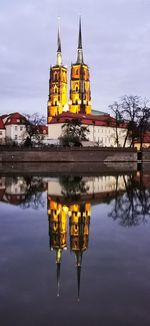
[1, 173, 149, 298]
[48, 198, 91, 300]
[47, 175, 128, 299]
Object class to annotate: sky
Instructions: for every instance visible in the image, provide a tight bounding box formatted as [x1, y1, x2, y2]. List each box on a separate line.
[0, 0, 150, 117]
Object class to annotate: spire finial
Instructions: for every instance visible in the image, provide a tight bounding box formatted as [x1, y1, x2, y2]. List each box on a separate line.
[57, 17, 61, 53]
[78, 16, 82, 49]
[56, 18, 62, 66]
[56, 249, 62, 297]
[77, 17, 84, 64]
[57, 262, 61, 297]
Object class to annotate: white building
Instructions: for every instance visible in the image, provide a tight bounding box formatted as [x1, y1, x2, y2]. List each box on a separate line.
[0, 118, 6, 144]
[48, 112, 130, 147]
[0, 112, 48, 145]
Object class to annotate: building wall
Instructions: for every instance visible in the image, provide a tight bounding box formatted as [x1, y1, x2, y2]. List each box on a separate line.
[5, 125, 27, 143]
[48, 175, 127, 197]
[47, 66, 68, 122]
[48, 123, 129, 147]
[0, 129, 6, 144]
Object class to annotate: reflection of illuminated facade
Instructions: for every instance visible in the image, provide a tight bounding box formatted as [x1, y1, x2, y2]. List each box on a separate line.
[48, 199, 68, 296]
[47, 196, 91, 299]
[69, 202, 91, 301]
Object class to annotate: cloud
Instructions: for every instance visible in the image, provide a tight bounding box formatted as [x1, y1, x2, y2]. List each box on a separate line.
[0, 0, 150, 115]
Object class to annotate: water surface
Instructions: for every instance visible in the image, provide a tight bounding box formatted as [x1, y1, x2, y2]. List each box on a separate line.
[0, 172, 150, 326]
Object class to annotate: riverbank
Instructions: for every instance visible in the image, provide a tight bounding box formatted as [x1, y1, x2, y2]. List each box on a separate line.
[0, 161, 141, 176]
[0, 147, 138, 163]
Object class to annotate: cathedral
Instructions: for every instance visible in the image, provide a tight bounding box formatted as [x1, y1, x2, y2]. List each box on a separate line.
[47, 19, 129, 147]
[47, 18, 91, 123]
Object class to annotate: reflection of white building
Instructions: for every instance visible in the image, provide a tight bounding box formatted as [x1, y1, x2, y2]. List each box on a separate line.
[0, 177, 27, 205]
[47, 175, 127, 199]
[4, 177, 28, 204]
[0, 177, 47, 206]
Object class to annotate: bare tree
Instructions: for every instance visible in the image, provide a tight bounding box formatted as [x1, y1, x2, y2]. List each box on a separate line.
[109, 101, 123, 147]
[23, 113, 46, 146]
[137, 104, 150, 150]
[109, 95, 150, 148]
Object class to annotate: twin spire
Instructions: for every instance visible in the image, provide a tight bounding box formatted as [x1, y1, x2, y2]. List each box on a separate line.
[56, 18, 84, 66]
[77, 17, 84, 64]
[56, 20, 62, 66]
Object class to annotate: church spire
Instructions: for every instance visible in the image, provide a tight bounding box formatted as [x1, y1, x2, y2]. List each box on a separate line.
[56, 19, 62, 66]
[77, 17, 84, 64]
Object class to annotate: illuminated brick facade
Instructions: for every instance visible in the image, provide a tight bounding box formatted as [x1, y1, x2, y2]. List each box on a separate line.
[47, 26, 68, 122]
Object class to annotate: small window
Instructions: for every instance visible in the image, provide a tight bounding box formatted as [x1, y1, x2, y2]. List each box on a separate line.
[76, 69, 78, 75]
[76, 99, 78, 105]
[15, 135, 17, 140]
[20, 126, 23, 131]
[15, 126, 17, 130]
[0, 131, 2, 135]
[17, 119, 20, 123]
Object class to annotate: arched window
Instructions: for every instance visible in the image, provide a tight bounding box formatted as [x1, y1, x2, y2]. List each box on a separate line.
[54, 72, 57, 82]
[76, 99, 78, 105]
[76, 86, 78, 92]
[55, 100, 57, 106]
[76, 69, 78, 75]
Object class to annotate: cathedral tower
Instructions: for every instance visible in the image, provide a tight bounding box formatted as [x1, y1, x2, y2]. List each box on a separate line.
[47, 24, 68, 122]
[69, 18, 92, 115]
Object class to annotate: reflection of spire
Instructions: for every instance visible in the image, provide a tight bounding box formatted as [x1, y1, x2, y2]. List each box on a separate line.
[56, 248, 62, 297]
[77, 17, 84, 64]
[76, 251, 83, 302]
[57, 262, 61, 297]
[56, 18, 62, 66]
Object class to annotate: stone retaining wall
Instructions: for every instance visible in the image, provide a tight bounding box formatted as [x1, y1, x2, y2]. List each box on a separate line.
[0, 148, 137, 163]
[142, 149, 150, 162]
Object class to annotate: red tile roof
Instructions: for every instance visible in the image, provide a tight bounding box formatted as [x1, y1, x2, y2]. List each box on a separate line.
[4, 112, 29, 126]
[37, 125, 48, 134]
[0, 118, 5, 129]
[48, 112, 127, 128]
